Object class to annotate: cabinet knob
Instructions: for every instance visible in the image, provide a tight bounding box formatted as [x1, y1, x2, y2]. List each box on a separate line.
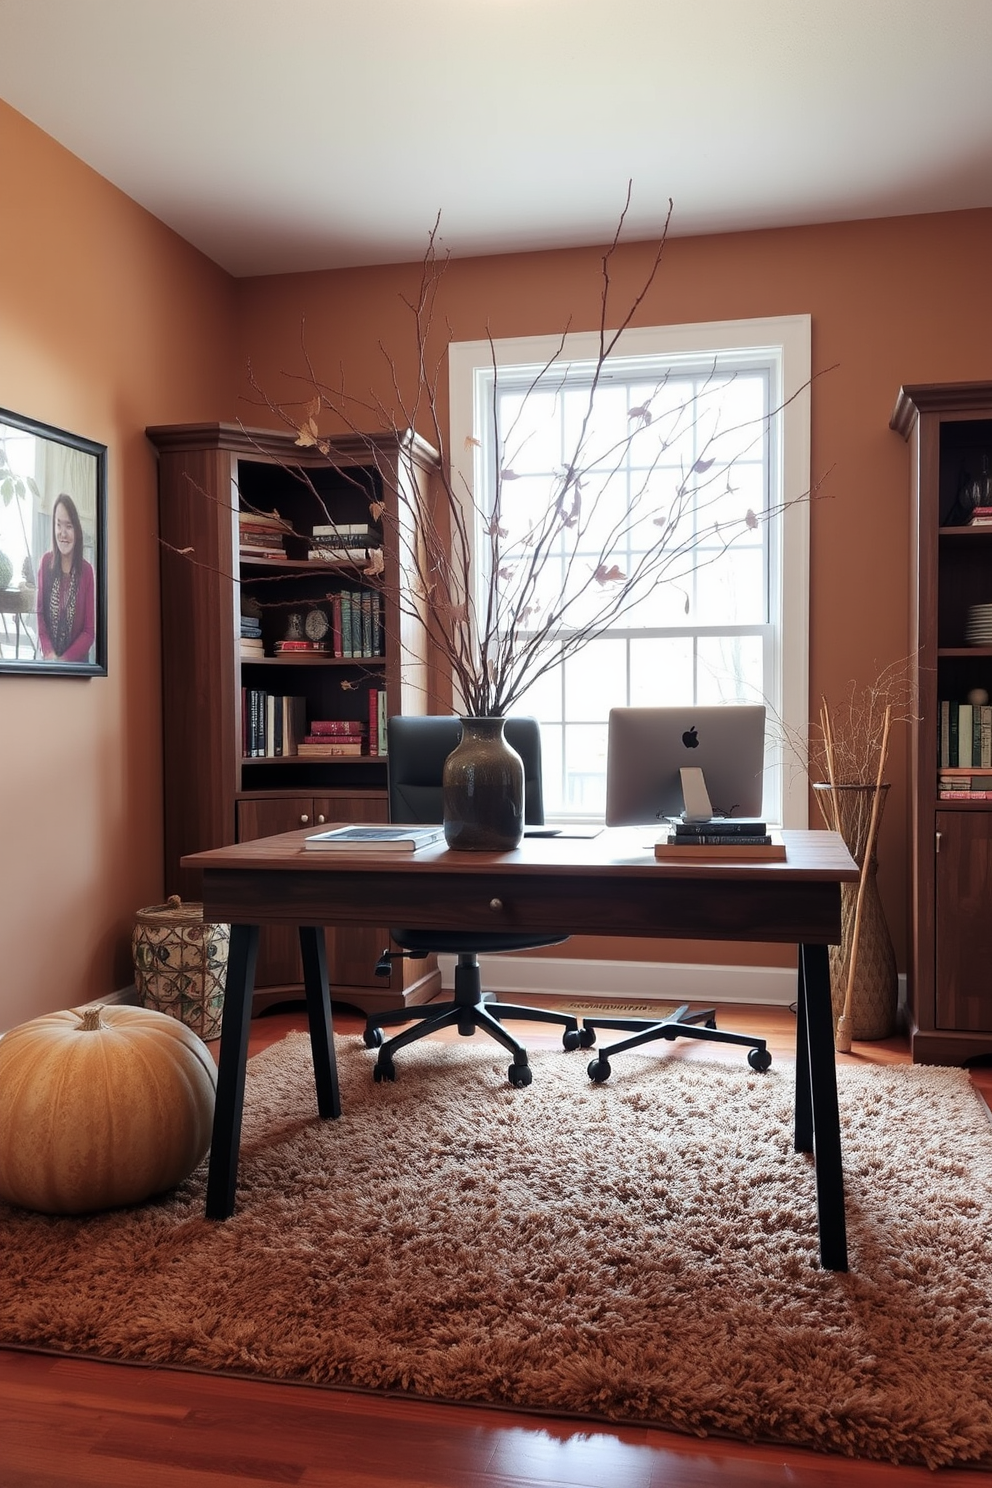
[300, 814, 309, 825]
[317, 814, 326, 824]
[489, 898, 503, 912]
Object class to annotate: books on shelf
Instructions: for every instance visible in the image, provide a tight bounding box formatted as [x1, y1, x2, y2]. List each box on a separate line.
[938, 701, 992, 768]
[327, 590, 383, 658]
[271, 639, 329, 656]
[239, 508, 292, 560]
[296, 741, 365, 757]
[241, 691, 306, 758]
[308, 547, 382, 563]
[312, 523, 381, 542]
[304, 824, 444, 853]
[308, 719, 367, 736]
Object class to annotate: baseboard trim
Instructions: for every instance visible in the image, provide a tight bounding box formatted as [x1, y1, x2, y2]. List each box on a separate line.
[438, 955, 796, 1006]
[438, 955, 908, 1012]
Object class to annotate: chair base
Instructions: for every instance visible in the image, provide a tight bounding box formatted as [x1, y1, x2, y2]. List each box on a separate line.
[582, 1002, 772, 1083]
[365, 953, 582, 1087]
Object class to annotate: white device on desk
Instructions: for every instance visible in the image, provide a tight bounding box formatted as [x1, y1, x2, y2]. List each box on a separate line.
[604, 705, 767, 825]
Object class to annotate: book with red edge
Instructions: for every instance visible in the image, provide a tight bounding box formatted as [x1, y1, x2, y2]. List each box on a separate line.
[308, 719, 368, 736]
[367, 688, 379, 755]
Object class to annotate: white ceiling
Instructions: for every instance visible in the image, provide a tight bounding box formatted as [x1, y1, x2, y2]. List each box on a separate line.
[2, 0, 992, 278]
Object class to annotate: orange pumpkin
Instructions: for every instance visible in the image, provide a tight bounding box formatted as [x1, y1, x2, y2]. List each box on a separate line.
[0, 1004, 217, 1214]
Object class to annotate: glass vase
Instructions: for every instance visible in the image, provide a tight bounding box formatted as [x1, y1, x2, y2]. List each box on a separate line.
[442, 717, 525, 851]
[812, 782, 898, 1039]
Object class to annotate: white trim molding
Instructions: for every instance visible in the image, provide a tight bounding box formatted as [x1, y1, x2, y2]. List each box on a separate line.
[438, 955, 908, 1014]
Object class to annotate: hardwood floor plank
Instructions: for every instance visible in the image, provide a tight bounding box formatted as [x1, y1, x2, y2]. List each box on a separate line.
[2, 1001, 990, 1488]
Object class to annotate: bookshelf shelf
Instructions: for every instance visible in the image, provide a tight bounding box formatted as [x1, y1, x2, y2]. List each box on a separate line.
[147, 421, 442, 1016]
[892, 384, 992, 1062]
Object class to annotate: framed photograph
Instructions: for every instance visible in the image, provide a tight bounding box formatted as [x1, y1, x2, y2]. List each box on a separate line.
[0, 407, 107, 676]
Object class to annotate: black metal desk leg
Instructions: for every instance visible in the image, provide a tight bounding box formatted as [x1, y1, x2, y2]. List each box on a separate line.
[205, 922, 259, 1220]
[299, 926, 341, 1120]
[794, 947, 813, 1154]
[800, 942, 848, 1272]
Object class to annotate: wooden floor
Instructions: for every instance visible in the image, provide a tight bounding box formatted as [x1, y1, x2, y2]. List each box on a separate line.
[3, 999, 990, 1488]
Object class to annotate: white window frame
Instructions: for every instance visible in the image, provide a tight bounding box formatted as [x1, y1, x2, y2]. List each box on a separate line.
[448, 315, 811, 828]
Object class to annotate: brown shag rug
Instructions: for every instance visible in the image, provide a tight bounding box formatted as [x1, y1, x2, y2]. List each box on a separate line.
[2, 1032, 992, 1469]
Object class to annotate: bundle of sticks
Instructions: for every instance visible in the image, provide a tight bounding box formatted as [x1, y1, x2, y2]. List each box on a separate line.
[817, 698, 892, 1054]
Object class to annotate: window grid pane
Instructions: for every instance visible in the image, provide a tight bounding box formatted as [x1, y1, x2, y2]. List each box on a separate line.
[490, 364, 772, 818]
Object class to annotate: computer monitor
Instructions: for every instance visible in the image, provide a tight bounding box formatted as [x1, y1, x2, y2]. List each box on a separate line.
[605, 705, 767, 825]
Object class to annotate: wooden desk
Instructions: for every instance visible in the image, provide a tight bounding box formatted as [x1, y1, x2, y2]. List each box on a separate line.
[184, 827, 859, 1270]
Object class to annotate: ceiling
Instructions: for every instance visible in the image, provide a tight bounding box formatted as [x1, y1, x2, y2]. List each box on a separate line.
[2, 0, 992, 278]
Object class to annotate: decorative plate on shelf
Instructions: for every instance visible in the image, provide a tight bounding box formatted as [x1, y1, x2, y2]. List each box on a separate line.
[305, 608, 330, 642]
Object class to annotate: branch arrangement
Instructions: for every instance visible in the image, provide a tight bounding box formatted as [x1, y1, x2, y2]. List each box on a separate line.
[245, 191, 818, 718]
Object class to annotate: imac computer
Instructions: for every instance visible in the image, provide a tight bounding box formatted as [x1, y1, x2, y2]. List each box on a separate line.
[605, 705, 767, 825]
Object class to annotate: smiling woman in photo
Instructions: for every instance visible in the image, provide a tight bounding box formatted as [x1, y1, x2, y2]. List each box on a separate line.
[36, 492, 95, 662]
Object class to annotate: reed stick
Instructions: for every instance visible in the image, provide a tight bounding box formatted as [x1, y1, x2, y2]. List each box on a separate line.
[835, 704, 892, 1053]
[819, 698, 842, 834]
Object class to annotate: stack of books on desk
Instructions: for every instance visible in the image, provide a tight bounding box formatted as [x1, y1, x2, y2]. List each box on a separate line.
[655, 819, 786, 861]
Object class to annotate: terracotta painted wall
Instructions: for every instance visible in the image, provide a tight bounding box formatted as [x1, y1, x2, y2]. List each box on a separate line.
[234, 208, 992, 971]
[0, 101, 237, 1030]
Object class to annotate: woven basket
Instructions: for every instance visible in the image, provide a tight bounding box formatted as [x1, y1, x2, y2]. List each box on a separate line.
[132, 896, 229, 1041]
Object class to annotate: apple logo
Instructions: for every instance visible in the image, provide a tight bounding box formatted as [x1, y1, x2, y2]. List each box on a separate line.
[681, 725, 699, 749]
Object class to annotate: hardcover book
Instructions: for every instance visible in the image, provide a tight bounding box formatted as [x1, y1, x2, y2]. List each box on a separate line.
[654, 836, 786, 861]
[304, 824, 445, 852]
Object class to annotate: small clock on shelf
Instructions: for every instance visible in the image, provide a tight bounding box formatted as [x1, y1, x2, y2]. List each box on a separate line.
[305, 608, 330, 643]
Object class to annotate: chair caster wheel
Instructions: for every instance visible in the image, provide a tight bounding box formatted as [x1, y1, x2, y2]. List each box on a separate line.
[578, 1027, 596, 1048]
[587, 1056, 611, 1083]
[363, 1025, 384, 1049]
[373, 1056, 396, 1083]
[508, 1062, 533, 1088]
[562, 1029, 581, 1051]
[748, 1047, 772, 1072]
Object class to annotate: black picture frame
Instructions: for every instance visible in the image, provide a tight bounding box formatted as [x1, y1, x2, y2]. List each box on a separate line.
[0, 406, 107, 677]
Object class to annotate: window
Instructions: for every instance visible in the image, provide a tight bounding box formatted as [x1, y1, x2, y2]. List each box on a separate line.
[448, 316, 811, 826]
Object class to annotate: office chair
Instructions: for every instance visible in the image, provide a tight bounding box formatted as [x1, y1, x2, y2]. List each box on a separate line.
[364, 715, 582, 1088]
[581, 706, 773, 1083]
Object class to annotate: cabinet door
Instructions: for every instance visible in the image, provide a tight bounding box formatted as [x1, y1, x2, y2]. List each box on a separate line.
[936, 811, 992, 1031]
[238, 797, 317, 990]
[313, 793, 392, 988]
[237, 793, 395, 995]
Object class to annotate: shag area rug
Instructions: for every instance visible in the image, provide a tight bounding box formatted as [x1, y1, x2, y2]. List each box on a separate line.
[2, 1034, 992, 1469]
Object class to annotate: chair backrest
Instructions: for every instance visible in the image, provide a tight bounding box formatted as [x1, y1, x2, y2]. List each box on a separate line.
[386, 716, 546, 826]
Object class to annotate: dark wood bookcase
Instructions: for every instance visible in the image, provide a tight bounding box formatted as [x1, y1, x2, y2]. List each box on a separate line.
[891, 383, 992, 1062]
[146, 421, 441, 1015]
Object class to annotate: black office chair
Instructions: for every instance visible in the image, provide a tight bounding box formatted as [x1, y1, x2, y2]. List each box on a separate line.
[363, 715, 583, 1088]
[581, 707, 773, 1083]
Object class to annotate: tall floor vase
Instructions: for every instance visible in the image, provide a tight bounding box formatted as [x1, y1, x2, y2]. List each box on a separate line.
[812, 782, 898, 1039]
[442, 717, 525, 851]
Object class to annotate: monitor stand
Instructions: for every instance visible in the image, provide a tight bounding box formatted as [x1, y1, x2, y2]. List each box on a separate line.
[679, 766, 714, 822]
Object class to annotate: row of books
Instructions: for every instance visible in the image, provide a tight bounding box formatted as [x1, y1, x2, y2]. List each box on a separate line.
[241, 689, 388, 758]
[938, 700, 992, 768]
[320, 591, 382, 658]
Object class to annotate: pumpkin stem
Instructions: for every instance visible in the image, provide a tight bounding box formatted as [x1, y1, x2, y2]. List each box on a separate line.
[77, 1006, 104, 1031]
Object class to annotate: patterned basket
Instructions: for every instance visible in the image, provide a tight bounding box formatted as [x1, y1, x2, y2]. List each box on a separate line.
[132, 896, 229, 1041]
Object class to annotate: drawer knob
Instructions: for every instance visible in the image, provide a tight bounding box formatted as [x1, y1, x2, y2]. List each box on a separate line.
[489, 898, 503, 912]
[317, 814, 326, 824]
[300, 814, 309, 825]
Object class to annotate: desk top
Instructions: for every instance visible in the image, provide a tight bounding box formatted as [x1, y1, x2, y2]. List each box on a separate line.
[184, 826, 858, 883]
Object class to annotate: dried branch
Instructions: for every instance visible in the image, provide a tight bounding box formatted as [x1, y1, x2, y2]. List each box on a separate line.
[243, 192, 824, 718]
